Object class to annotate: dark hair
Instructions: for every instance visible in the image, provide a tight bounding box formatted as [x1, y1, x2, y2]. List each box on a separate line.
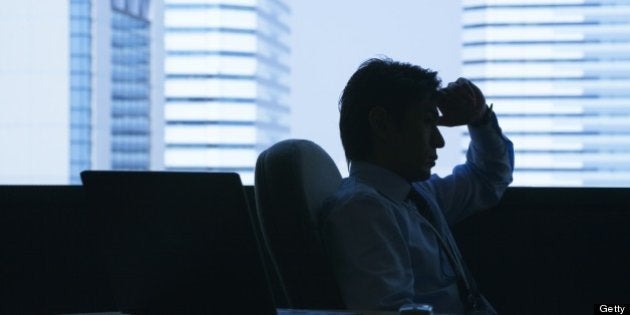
[338, 57, 441, 162]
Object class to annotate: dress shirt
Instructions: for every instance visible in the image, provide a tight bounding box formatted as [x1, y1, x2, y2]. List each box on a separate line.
[319, 112, 514, 314]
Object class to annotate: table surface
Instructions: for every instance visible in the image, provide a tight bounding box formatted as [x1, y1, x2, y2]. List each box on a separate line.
[64, 309, 444, 315]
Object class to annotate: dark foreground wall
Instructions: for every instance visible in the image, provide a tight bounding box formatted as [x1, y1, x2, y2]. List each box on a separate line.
[454, 188, 630, 315]
[1, 186, 628, 314]
[0, 186, 114, 314]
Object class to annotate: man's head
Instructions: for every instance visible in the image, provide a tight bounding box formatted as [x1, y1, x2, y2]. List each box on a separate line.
[339, 57, 445, 181]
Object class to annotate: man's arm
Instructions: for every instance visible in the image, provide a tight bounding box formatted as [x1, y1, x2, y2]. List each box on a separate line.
[420, 78, 514, 225]
[422, 109, 514, 225]
[322, 193, 415, 310]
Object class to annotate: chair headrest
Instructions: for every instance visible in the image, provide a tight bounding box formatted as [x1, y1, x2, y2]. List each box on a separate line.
[255, 139, 342, 224]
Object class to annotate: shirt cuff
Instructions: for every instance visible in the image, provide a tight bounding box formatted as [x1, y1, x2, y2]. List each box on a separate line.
[467, 109, 509, 150]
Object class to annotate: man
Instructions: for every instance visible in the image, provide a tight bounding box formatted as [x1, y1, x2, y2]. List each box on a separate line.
[320, 58, 514, 314]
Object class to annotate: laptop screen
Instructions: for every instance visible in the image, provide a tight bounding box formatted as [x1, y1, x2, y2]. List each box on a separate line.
[81, 171, 276, 314]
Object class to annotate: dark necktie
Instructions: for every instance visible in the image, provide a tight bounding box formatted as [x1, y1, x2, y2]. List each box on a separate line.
[406, 188, 493, 314]
[406, 188, 438, 228]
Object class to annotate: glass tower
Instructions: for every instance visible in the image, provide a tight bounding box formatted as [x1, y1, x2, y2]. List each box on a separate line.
[163, 0, 291, 184]
[68, 0, 160, 183]
[110, 3, 152, 171]
[0, 0, 162, 184]
[462, 0, 630, 187]
[70, 0, 93, 183]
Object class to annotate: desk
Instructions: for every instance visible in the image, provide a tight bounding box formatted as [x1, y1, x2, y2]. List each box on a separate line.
[64, 310, 440, 315]
[278, 309, 443, 315]
[278, 310, 395, 315]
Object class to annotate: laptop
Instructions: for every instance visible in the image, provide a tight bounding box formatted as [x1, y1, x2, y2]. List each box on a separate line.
[81, 171, 276, 314]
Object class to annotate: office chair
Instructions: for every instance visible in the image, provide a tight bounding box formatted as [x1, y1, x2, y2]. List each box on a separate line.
[254, 139, 345, 309]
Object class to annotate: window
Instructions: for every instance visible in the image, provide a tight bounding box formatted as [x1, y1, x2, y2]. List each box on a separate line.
[1, 1, 629, 187]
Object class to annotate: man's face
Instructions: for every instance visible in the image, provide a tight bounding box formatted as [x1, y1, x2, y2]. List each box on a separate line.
[388, 101, 445, 181]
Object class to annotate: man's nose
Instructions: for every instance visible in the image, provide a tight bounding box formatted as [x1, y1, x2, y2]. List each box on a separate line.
[433, 127, 445, 148]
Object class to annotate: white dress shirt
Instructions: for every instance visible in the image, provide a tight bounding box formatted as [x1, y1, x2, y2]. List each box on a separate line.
[319, 112, 514, 314]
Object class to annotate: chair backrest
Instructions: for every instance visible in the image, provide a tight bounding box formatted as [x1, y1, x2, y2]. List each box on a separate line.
[254, 139, 345, 309]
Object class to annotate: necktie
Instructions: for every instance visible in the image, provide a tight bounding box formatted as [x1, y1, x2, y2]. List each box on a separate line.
[406, 188, 437, 228]
[406, 188, 494, 314]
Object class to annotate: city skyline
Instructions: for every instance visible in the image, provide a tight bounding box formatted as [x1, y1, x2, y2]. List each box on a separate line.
[2, 0, 630, 187]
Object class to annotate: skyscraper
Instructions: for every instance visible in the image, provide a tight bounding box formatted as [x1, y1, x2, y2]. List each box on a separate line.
[91, 0, 165, 182]
[163, 0, 291, 184]
[0, 0, 163, 184]
[109, 0, 161, 172]
[462, 0, 630, 187]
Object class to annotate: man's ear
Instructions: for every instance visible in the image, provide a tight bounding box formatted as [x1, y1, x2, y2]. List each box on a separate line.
[368, 106, 391, 141]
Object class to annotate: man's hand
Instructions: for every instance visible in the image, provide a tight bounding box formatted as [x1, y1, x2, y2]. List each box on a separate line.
[437, 78, 487, 127]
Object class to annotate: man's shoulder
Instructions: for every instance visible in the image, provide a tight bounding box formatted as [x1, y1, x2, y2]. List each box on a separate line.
[319, 177, 393, 223]
[330, 177, 385, 205]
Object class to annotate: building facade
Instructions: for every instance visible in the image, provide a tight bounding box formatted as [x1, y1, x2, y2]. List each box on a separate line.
[462, 0, 630, 186]
[163, 0, 291, 184]
[0, 0, 163, 184]
[91, 0, 164, 182]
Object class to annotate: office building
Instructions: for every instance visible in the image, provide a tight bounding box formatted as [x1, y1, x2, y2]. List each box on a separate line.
[163, 0, 291, 184]
[0, 0, 163, 184]
[462, 0, 630, 186]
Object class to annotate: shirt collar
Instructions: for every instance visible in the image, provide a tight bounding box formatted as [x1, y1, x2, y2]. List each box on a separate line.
[349, 161, 411, 203]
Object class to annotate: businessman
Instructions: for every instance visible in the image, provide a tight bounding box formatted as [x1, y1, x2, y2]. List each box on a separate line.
[320, 57, 514, 314]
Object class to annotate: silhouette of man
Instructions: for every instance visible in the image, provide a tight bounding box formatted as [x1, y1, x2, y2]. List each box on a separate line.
[320, 57, 514, 314]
